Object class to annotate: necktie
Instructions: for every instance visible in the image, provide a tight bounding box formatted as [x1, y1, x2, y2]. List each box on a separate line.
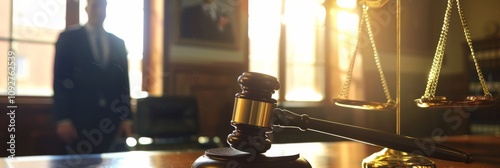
[95, 32, 104, 64]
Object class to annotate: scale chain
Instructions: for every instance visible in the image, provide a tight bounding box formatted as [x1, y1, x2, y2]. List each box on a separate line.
[423, 0, 491, 99]
[339, 5, 365, 99]
[363, 5, 394, 103]
[456, 0, 491, 97]
[338, 4, 394, 105]
[424, 0, 453, 98]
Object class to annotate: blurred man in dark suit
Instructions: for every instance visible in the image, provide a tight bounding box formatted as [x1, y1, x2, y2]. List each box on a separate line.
[180, 0, 235, 43]
[53, 0, 132, 154]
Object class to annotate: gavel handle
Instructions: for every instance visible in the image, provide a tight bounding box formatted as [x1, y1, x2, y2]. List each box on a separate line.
[273, 108, 474, 163]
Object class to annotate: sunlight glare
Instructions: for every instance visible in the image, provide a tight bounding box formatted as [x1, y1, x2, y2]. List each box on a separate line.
[284, 0, 326, 101]
[336, 11, 359, 32]
[249, 0, 326, 102]
[286, 87, 324, 101]
[126, 137, 137, 147]
[248, 0, 282, 100]
[337, 11, 359, 71]
[138, 137, 153, 145]
[337, 0, 357, 9]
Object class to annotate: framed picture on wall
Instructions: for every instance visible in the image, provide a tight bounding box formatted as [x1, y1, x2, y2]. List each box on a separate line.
[176, 0, 242, 49]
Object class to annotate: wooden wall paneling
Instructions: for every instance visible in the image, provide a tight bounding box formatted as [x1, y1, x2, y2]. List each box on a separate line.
[1, 97, 65, 157]
[165, 63, 245, 140]
[190, 85, 235, 141]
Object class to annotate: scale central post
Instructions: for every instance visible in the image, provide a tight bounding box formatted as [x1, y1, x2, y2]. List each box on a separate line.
[361, 0, 435, 167]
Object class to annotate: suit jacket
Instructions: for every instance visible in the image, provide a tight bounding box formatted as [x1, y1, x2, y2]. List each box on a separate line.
[53, 26, 131, 144]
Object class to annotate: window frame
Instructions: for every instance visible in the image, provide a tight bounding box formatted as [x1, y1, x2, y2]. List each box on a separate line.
[249, 0, 335, 105]
[0, 0, 77, 102]
[1, 0, 148, 100]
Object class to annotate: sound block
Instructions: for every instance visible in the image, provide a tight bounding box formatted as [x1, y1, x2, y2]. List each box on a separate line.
[192, 147, 311, 168]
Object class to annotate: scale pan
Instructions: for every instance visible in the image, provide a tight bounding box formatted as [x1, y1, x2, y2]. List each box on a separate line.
[333, 99, 396, 111]
[414, 96, 496, 108]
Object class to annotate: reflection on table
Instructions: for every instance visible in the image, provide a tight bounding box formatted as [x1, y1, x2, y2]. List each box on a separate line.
[2, 136, 499, 168]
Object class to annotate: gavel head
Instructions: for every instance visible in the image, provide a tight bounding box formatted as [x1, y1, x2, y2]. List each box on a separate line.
[227, 72, 280, 154]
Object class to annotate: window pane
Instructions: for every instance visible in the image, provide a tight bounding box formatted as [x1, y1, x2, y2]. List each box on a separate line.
[249, 0, 326, 102]
[248, 0, 281, 99]
[0, 41, 9, 95]
[12, 0, 66, 42]
[248, 0, 282, 100]
[0, 0, 11, 38]
[336, 9, 365, 100]
[7, 42, 54, 96]
[248, 0, 281, 76]
[284, 0, 326, 101]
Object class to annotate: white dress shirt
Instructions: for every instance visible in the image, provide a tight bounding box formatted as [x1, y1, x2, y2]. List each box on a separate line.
[84, 24, 109, 66]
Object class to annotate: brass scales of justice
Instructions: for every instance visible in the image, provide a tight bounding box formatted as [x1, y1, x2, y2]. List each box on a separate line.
[333, 1, 438, 167]
[333, 0, 496, 167]
[334, 0, 497, 111]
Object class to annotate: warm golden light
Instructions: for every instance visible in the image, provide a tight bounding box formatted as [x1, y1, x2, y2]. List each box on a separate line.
[249, 0, 326, 102]
[284, 0, 326, 101]
[337, 0, 357, 9]
[286, 88, 324, 101]
[248, 0, 282, 100]
[336, 11, 359, 33]
[335, 0, 365, 100]
[248, 0, 281, 76]
[337, 11, 359, 71]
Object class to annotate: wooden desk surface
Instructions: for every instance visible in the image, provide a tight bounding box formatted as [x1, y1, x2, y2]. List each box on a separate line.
[2, 136, 499, 168]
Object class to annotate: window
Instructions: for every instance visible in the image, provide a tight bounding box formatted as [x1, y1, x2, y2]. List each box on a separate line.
[0, 0, 145, 98]
[249, 0, 326, 102]
[248, 0, 363, 102]
[248, 0, 282, 99]
[0, 0, 66, 96]
[282, 0, 326, 101]
[335, 0, 365, 100]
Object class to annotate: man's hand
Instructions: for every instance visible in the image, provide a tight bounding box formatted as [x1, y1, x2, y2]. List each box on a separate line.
[56, 120, 78, 144]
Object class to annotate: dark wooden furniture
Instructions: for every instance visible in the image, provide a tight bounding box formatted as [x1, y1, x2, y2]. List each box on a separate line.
[2, 136, 499, 168]
[164, 63, 246, 140]
[464, 38, 500, 135]
[0, 97, 67, 157]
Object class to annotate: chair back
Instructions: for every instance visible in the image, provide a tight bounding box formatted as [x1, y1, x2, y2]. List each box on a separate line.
[135, 96, 199, 138]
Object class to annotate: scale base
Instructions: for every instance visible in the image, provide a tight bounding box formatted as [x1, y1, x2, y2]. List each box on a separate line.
[362, 148, 436, 168]
[192, 147, 311, 168]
